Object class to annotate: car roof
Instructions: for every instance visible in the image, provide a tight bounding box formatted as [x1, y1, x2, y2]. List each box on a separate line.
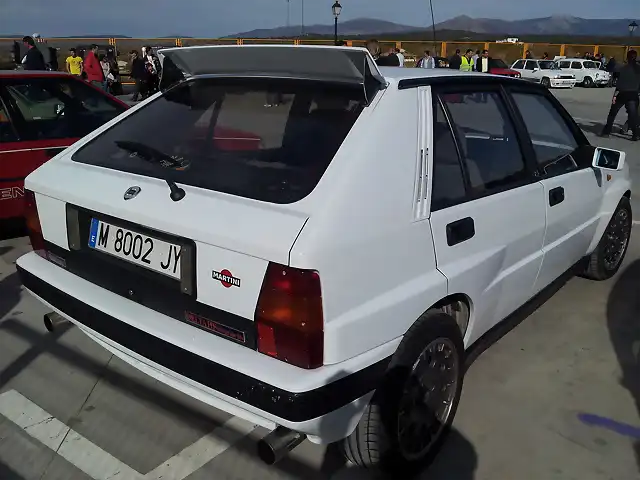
[0, 70, 75, 79]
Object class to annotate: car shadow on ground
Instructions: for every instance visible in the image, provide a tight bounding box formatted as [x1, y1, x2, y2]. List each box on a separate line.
[606, 259, 640, 473]
[0, 272, 21, 323]
[0, 459, 23, 480]
[0, 318, 476, 479]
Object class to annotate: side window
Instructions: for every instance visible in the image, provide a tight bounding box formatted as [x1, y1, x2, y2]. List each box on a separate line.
[431, 99, 466, 209]
[0, 98, 19, 143]
[4, 78, 123, 141]
[511, 92, 579, 176]
[512, 60, 525, 69]
[559, 61, 571, 69]
[440, 90, 528, 193]
[524, 61, 537, 70]
[571, 61, 582, 69]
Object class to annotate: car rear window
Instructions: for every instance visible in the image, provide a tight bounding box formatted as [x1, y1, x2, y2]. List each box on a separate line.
[71, 78, 365, 204]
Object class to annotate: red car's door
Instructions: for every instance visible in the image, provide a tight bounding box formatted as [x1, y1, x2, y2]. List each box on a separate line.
[0, 94, 54, 220]
[0, 75, 126, 220]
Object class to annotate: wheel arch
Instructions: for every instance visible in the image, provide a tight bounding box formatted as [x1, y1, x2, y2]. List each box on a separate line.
[431, 293, 473, 338]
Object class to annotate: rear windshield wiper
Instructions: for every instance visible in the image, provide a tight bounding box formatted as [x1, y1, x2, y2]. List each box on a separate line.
[114, 140, 188, 201]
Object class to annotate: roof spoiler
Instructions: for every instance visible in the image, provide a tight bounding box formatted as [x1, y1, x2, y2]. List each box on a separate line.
[156, 45, 387, 104]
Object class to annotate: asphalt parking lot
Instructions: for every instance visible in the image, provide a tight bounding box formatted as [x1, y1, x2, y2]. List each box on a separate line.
[1, 85, 640, 480]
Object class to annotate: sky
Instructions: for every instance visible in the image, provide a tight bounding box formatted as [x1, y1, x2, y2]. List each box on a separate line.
[1, 0, 637, 37]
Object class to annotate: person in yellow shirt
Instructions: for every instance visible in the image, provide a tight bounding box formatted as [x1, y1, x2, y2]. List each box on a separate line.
[66, 48, 83, 76]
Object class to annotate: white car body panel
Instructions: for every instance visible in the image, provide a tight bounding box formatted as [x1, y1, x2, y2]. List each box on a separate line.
[430, 183, 546, 345]
[17, 50, 632, 444]
[554, 58, 610, 86]
[510, 59, 577, 88]
[533, 168, 603, 293]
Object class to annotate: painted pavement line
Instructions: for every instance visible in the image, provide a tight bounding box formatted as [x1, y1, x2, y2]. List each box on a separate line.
[0, 389, 258, 480]
[0, 389, 143, 480]
[144, 416, 259, 480]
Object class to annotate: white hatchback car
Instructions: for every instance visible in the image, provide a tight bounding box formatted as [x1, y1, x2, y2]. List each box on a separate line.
[510, 59, 577, 88]
[17, 45, 632, 476]
[555, 57, 610, 87]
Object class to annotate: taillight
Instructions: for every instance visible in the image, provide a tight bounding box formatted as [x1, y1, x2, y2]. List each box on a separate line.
[24, 190, 46, 258]
[255, 263, 323, 369]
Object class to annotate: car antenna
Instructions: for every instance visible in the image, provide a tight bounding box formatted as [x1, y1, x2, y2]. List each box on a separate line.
[168, 181, 186, 202]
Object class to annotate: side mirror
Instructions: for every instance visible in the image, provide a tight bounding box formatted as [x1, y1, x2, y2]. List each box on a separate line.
[533, 67, 540, 72]
[54, 104, 64, 116]
[592, 147, 625, 171]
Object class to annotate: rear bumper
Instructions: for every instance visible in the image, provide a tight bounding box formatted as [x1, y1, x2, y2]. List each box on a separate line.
[549, 79, 576, 88]
[17, 252, 391, 443]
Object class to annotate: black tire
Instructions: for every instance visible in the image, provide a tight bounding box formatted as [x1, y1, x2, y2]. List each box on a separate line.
[339, 311, 464, 477]
[583, 197, 632, 281]
[582, 76, 594, 87]
[541, 77, 551, 88]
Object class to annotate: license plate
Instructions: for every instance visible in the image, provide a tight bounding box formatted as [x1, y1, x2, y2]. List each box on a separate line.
[88, 218, 182, 279]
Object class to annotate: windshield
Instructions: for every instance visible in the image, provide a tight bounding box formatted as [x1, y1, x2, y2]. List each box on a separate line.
[71, 77, 365, 204]
[583, 61, 597, 69]
[539, 61, 556, 70]
[489, 59, 508, 69]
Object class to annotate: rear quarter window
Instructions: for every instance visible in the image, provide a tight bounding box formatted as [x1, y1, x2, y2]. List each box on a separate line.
[71, 78, 365, 204]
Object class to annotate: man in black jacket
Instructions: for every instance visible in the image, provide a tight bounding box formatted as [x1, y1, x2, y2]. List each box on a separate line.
[600, 50, 640, 141]
[129, 50, 148, 102]
[21, 36, 46, 70]
[449, 49, 462, 70]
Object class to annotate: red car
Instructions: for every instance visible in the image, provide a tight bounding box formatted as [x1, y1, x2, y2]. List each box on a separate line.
[487, 58, 521, 78]
[0, 71, 128, 222]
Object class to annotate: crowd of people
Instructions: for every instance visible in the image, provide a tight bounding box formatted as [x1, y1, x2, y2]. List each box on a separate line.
[15, 35, 162, 101]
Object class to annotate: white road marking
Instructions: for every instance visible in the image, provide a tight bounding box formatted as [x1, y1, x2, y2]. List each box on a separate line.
[144, 416, 258, 480]
[0, 389, 143, 480]
[0, 389, 257, 480]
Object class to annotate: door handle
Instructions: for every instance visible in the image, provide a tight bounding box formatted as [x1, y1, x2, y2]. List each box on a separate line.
[549, 186, 565, 207]
[44, 147, 66, 158]
[446, 217, 475, 246]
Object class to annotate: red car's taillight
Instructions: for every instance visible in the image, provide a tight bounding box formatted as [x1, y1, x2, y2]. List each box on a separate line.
[24, 190, 47, 258]
[255, 263, 324, 369]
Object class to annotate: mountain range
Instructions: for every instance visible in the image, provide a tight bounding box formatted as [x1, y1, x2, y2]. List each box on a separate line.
[230, 15, 638, 38]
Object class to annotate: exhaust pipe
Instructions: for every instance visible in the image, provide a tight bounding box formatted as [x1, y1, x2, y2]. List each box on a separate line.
[257, 427, 306, 465]
[44, 312, 68, 332]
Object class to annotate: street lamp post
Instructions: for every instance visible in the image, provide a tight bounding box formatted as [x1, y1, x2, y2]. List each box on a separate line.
[332, 1, 342, 45]
[629, 21, 638, 47]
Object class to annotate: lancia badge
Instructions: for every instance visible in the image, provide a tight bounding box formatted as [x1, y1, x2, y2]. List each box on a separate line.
[124, 186, 141, 200]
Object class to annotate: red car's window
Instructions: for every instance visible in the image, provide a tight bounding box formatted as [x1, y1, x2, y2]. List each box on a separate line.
[3, 77, 125, 141]
[0, 99, 19, 142]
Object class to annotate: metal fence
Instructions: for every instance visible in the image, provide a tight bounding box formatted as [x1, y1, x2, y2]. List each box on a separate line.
[2, 37, 639, 70]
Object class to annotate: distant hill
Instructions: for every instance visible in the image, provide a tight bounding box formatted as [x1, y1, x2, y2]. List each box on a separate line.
[229, 18, 420, 38]
[434, 15, 635, 36]
[229, 15, 637, 38]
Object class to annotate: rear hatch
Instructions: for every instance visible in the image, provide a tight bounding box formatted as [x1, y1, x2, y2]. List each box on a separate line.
[32, 46, 382, 353]
[38, 162, 308, 349]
